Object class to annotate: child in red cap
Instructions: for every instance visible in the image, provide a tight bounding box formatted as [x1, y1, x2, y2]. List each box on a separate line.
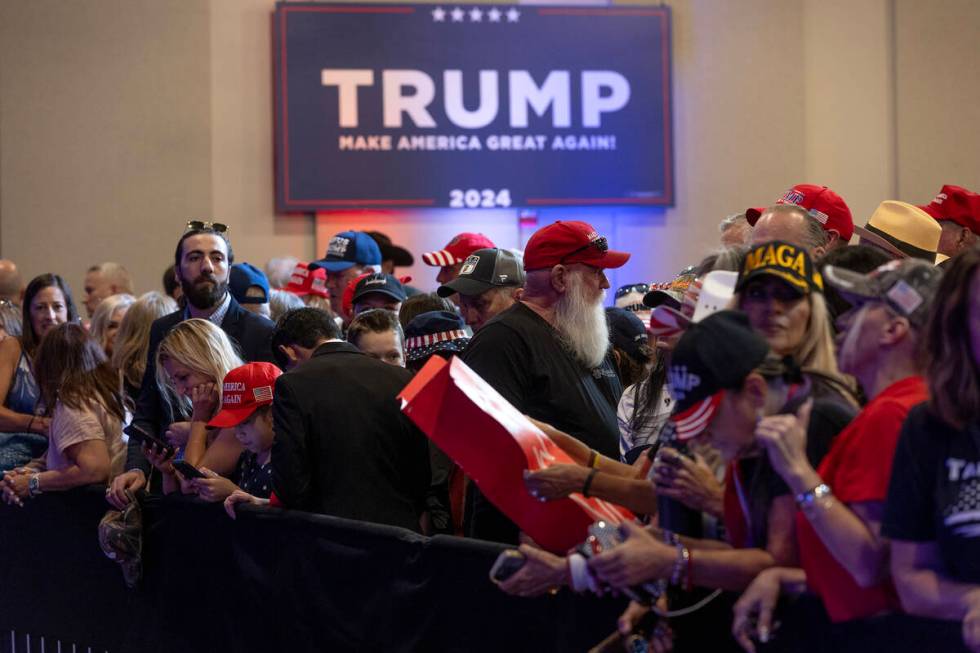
[184, 362, 281, 507]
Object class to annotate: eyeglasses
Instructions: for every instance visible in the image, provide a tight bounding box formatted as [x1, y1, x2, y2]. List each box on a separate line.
[561, 236, 608, 263]
[615, 283, 650, 299]
[185, 220, 229, 234]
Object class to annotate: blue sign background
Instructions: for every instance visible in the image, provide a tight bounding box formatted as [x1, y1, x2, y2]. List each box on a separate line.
[274, 3, 673, 210]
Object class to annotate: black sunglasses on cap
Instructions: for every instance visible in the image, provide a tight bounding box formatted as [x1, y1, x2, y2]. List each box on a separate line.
[560, 236, 609, 263]
[185, 220, 229, 234]
[615, 283, 650, 299]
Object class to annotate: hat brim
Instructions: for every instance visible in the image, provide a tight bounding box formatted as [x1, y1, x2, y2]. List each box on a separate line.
[562, 249, 631, 270]
[852, 226, 910, 260]
[352, 288, 405, 305]
[309, 259, 356, 273]
[735, 269, 811, 296]
[380, 245, 414, 267]
[745, 207, 766, 226]
[671, 390, 725, 441]
[422, 250, 460, 267]
[208, 403, 261, 429]
[649, 305, 692, 337]
[822, 265, 878, 307]
[643, 289, 683, 310]
[437, 276, 498, 298]
[406, 339, 470, 363]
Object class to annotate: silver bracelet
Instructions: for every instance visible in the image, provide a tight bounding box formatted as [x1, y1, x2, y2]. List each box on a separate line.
[795, 483, 832, 508]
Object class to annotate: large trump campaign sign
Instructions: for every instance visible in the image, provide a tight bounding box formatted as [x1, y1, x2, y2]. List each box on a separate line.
[274, 2, 673, 210]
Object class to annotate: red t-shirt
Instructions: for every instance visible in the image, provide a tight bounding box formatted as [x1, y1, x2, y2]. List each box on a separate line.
[796, 376, 928, 622]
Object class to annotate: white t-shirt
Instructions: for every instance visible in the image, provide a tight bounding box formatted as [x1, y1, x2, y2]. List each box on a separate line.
[617, 381, 673, 460]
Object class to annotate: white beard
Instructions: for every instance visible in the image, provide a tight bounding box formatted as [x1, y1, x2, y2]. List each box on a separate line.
[554, 273, 609, 369]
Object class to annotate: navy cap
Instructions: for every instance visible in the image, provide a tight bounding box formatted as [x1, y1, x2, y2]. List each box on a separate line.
[404, 310, 470, 363]
[605, 307, 649, 364]
[310, 231, 383, 273]
[229, 262, 269, 304]
[668, 310, 770, 441]
[351, 273, 407, 305]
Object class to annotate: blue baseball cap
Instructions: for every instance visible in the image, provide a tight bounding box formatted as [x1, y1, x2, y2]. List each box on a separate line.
[310, 231, 382, 273]
[229, 262, 269, 304]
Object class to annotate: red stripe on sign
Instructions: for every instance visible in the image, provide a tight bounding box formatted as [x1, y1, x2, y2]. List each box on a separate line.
[283, 5, 415, 14]
[285, 199, 436, 206]
[526, 198, 667, 205]
[537, 8, 668, 15]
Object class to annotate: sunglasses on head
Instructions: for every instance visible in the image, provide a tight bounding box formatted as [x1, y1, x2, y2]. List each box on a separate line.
[185, 220, 229, 234]
[561, 236, 608, 263]
[615, 283, 650, 299]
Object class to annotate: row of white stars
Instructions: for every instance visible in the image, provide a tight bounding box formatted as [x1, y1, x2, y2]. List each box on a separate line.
[431, 6, 521, 22]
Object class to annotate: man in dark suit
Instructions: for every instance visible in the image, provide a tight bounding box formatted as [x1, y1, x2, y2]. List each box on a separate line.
[269, 308, 430, 531]
[107, 224, 275, 508]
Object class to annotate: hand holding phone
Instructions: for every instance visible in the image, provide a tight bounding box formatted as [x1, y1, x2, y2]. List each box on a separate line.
[489, 549, 527, 583]
[125, 423, 175, 457]
[172, 460, 207, 480]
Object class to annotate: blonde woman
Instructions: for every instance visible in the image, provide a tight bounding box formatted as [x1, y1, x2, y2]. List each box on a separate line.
[89, 293, 135, 357]
[111, 292, 177, 404]
[144, 319, 244, 496]
[734, 240, 858, 408]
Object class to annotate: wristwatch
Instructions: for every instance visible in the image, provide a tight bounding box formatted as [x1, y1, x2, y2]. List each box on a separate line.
[28, 473, 42, 498]
[795, 483, 831, 508]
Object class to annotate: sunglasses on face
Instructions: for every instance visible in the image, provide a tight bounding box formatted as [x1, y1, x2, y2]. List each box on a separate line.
[561, 236, 609, 263]
[742, 281, 804, 303]
[185, 220, 229, 234]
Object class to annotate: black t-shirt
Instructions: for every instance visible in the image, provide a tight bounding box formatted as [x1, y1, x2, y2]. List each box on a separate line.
[461, 302, 623, 456]
[460, 302, 624, 544]
[734, 395, 855, 548]
[883, 403, 980, 584]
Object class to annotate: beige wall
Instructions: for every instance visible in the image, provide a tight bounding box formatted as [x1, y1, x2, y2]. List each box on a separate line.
[895, 0, 980, 206]
[1, 0, 978, 302]
[0, 0, 213, 301]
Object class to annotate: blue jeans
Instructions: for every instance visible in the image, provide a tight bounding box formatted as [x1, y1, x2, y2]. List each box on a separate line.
[0, 432, 47, 471]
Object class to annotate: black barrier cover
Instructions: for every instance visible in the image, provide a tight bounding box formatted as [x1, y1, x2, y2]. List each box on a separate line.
[0, 487, 626, 652]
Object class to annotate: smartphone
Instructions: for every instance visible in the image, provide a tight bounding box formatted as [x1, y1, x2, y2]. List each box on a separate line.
[124, 423, 174, 456]
[489, 549, 527, 583]
[172, 460, 207, 480]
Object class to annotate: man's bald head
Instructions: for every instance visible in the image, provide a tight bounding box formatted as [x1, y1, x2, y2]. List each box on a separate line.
[751, 204, 830, 258]
[0, 260, 23, 303]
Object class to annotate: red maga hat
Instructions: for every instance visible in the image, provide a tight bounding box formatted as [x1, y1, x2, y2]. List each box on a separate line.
[208, 362, 282, 428]
[283, 262, 330, 299]
[523, 220, 630, 271]
[746, 184, 854, 241]
[422, 232, 496, 267]
[919, 184, 980, 234]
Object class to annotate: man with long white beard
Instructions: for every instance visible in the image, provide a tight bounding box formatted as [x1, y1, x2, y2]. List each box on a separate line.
[461, 220, 630, 543]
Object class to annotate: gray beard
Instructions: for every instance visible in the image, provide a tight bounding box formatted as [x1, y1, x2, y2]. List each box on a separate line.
[553, 276, 609, 369]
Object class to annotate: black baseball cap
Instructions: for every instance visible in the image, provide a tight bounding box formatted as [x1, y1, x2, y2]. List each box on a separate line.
[736, 240, 824, 296]
[606, 307, 649, 364]
[824, 258, 943, 329]
[667, 310, 771, 441]
[437, 248, 525, 298]
[351, 273, 407, 305]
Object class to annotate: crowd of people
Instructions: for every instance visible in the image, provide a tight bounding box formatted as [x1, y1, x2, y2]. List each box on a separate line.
[1, 182, 979, 651]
